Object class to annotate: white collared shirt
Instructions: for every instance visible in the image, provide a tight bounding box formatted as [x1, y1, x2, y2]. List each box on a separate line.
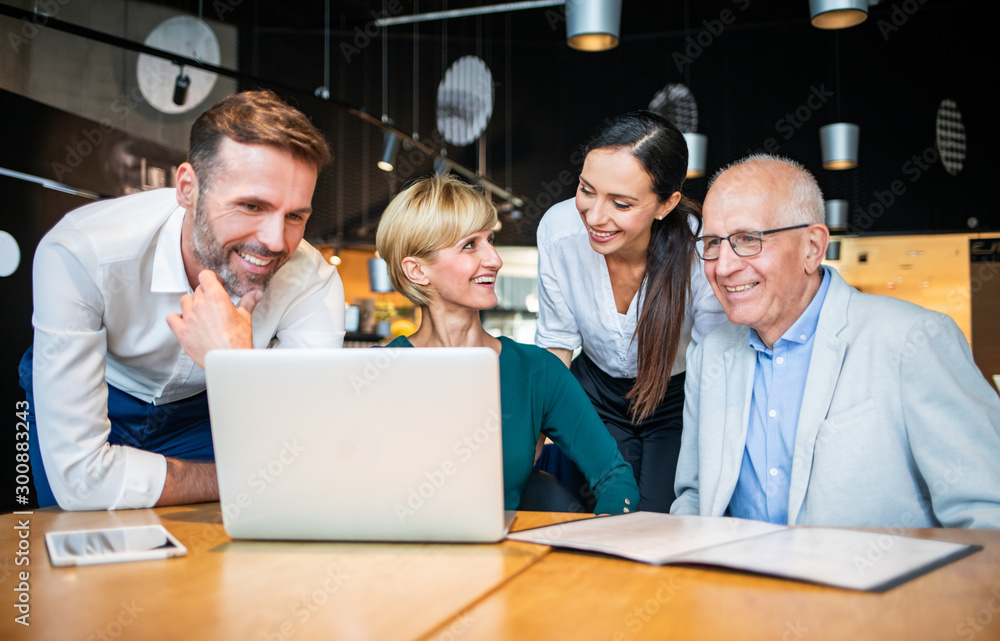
[535, 198, 726, 378]
[31, 188, 345, 510]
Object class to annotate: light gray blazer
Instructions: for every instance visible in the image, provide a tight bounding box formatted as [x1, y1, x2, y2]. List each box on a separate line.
[672, 268, 1000, 528]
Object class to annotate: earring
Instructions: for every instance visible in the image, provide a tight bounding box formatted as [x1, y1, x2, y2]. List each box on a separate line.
[656, 216, 664, 220]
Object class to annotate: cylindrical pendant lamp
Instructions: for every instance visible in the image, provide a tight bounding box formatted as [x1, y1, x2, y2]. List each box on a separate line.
[820, 123, 859, 170]
[682, 133, 708, 179]
[377, 131, 401, 172]
[566, 0, 622, 51]
[368, 257, 395, 293]
[809, 0, 868, 29]
[825, 199, 848, 232]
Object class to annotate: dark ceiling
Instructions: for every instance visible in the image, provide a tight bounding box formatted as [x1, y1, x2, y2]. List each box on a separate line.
[140, 0, 994, 247]
[155, 1, 980, 41]
[162, 0, 820, 42]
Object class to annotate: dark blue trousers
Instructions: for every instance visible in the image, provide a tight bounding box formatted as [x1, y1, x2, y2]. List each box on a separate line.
[18, 347, 215, 508]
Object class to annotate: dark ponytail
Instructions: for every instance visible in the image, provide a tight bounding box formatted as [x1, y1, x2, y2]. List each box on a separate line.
[585, 111, 697, 423]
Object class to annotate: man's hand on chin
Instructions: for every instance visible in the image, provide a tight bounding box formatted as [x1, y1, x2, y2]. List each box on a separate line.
[166, 270, 262, 368]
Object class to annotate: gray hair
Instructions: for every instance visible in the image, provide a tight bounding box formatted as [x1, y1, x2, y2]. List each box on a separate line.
[708, 153, 825, 226]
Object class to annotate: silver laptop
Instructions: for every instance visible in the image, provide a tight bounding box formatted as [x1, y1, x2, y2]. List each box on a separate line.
[205, 347, 508, 542]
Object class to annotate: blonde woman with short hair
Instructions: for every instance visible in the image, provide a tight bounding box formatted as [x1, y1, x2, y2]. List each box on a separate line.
[377, 174, 639, 513]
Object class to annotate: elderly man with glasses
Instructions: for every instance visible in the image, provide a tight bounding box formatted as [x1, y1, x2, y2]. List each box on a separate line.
[671, 154, 1000, 529]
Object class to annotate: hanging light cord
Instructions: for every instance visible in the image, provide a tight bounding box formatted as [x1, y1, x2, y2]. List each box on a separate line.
[505, 12, 512, 194]
[324, 0, 330, 93]
[382, 0, 389, 123]
[834, 32, 842, 119]
[413, 0, 419, 139]
[440, 0, 448, 156]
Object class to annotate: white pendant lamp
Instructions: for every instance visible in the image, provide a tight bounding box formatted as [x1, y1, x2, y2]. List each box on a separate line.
[682, 132, 707, 179]
[820, 123, 859, 170]
[824, 199, 848, 231]
[809, 0, 868, 29]
[566, 0, 622, 51]
[368, 257, 395, 293]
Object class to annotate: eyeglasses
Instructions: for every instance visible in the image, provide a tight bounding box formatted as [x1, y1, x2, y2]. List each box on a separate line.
[694, 224, 810, 260]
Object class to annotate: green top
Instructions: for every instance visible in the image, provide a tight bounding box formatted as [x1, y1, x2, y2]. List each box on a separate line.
[387, 335, 639, 513]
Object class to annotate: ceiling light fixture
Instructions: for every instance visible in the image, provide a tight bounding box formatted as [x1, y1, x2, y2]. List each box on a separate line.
[809, 0, 868, 29]
[825, 199, 848, 232]
[820, 34, 859, 170]
[566, 0, 622, 51]
[378, 131, 402, 172]
[368, 256, 395, 293]
[172, 64, 191, 106]
[377, 0, 398, 172]
[375, 1, 562, 27]
[820, 123, 859, 170]
[682, 133, 707, 178]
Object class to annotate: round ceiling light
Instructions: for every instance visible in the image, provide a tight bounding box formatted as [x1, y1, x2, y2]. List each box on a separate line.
[436, 56, 495, 147]
[137, 17, 220, 114]
[809, 0, 868, 29]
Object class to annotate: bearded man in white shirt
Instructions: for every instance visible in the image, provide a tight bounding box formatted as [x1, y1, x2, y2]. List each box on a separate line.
[19, 90, 346, 510]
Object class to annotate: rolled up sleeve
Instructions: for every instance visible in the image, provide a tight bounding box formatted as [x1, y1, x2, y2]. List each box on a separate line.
[535, 228, 582, 351]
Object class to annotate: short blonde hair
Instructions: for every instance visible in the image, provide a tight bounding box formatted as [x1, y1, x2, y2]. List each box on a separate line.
[376, 174, 498, 306]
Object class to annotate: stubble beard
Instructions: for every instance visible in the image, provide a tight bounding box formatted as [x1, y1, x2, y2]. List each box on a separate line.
[191, 189, 287, 297]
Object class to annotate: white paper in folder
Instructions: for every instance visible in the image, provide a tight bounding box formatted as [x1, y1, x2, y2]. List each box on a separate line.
[508, 512, 980, 591]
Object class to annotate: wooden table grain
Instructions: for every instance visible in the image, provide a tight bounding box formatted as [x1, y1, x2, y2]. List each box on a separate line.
[419, 525, 1000, 641]
[3, 507, 998, 641]
[0, 504, 557, 641]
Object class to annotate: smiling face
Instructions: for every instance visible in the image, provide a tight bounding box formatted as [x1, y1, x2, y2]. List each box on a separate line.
[421, 229, 502, 311]
[179, 137, 317, 297]
[576, 148, 675, 263]
[701, 163, 826, 347]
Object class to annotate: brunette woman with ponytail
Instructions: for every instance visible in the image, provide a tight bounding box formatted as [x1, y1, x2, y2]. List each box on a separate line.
[535, 111, 726, 512]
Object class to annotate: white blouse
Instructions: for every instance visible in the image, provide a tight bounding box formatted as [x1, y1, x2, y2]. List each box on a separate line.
[535, 198, 727, 379]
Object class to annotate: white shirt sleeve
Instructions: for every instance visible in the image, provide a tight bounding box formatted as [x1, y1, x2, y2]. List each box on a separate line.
[31, 229, 168, 511]
[534, 203, 582, 352]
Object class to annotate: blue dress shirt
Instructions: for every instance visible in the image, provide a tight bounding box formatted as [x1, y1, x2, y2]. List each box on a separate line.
[728, 267, 833, 524]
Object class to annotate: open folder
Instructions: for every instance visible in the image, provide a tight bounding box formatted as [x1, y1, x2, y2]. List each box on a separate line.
[508, 512, 980, 591]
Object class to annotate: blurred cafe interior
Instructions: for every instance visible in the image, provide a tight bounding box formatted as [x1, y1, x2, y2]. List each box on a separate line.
[1, 0, 998, 508]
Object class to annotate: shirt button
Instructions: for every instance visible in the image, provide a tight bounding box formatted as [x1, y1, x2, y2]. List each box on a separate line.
[768, 409, 776, 418]
[775, 357, 784, 365]
[769, 468, 778, 477]
[623, 507, 630, 513]
[800, 334, 807, 341]
[625, 498, 631, 505]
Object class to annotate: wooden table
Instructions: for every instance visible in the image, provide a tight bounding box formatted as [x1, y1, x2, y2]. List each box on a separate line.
[423, 526, 1000, 641]
[2, 506, 999, 641]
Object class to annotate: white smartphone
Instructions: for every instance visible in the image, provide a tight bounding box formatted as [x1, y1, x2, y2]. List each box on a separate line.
[45, 524, 187, 567]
